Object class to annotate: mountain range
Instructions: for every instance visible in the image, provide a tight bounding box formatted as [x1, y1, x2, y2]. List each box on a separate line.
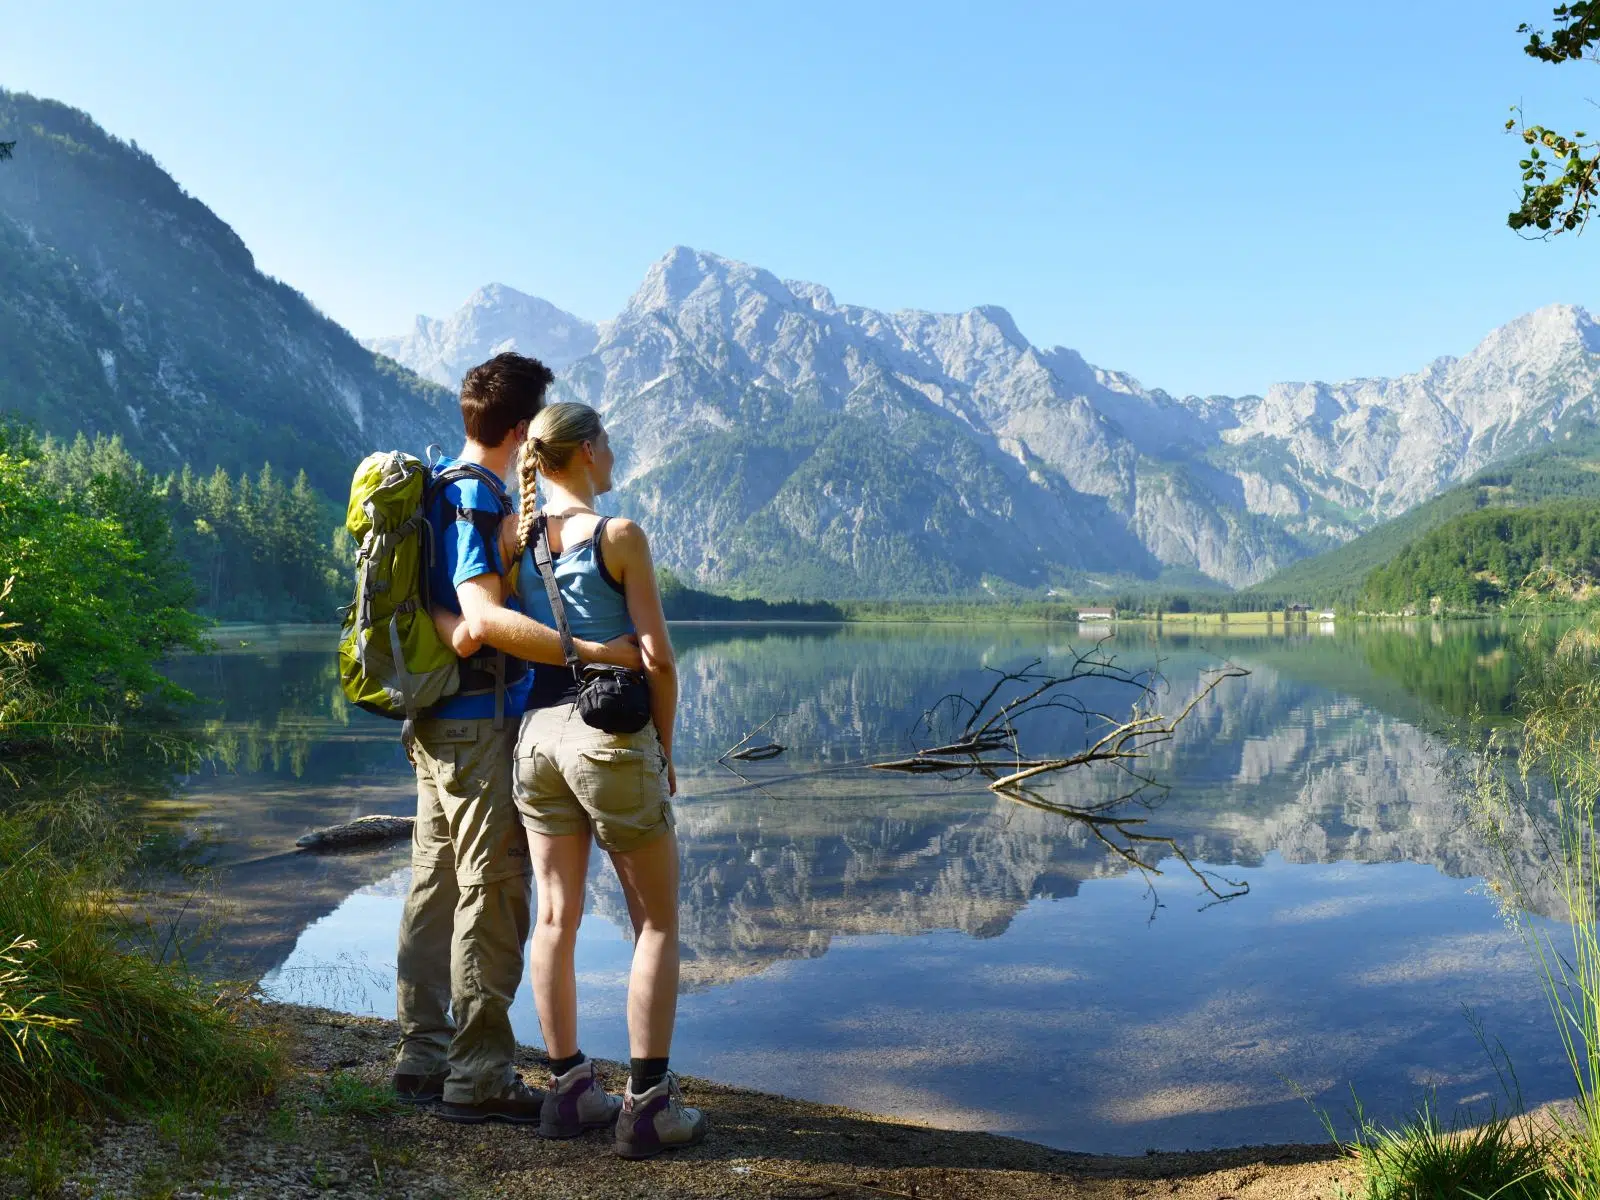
[8, 86, 1600, 598]
[374, 253, 1600, 594]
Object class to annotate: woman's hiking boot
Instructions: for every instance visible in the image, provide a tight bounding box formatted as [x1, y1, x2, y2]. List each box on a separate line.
[434, 1076, 545, 1125]
[539, 1057, 622, 1138]
[392, 1069, 448, 1104]
[613, 1072, 707, 1159]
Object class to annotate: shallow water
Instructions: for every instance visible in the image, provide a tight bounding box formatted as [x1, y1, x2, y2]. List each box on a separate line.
[163, 621, 1571, 1153]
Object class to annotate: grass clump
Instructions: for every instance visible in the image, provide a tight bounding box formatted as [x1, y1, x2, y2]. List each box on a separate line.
[1333, 1094, 1548, 1200]
[1469, 614, 1600, 1198]
[312, 1070, 405, 1120]
[0, 837, 278, 1126]
[0, 1118, 88, 1199]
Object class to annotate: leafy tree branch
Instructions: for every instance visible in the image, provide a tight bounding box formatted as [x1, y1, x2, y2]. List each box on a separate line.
[1509, 3, 1600, 234]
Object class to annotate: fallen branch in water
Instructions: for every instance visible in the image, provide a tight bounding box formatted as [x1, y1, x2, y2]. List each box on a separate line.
[871, 757, 1060, 773]
[983, 665, 1249, 792]
[719, 714, 786, 763]
[869, 650, 1251, 914]
[727, 742, 785, 762]
[295, 814, 414, 852]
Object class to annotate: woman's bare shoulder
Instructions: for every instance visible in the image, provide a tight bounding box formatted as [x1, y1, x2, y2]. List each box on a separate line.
[602, 516, 646, 543]
[601, 516, 651, 569]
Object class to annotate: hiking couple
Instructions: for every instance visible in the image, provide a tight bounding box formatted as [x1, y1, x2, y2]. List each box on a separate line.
[388, 351, 704, 1158]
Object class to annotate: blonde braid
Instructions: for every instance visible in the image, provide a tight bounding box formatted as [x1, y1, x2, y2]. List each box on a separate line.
[515, 438, 541, 560]
[513, 404, 603, 561]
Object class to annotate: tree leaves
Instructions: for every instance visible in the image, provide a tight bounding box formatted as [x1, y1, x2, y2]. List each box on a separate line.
[0, 428, 203, 715]
[1508, 4, 1600, 235]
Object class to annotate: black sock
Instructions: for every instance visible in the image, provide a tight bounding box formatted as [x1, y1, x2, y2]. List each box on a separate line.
[549, 1050, 586, 1077]
[631, 1056, 669, 1092]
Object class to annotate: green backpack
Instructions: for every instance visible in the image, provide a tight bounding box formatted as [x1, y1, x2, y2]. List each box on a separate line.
[336, 451, 511, 741]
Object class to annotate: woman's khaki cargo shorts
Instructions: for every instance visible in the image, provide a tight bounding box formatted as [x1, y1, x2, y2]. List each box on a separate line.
[513, 701, 674, 852]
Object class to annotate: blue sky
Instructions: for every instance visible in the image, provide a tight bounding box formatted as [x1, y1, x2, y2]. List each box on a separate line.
[5, 1, 1599, 396]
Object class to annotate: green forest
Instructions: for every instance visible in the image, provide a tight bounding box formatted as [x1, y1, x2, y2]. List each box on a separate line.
[25, 430, 346, 626]
[1254, 423, 1600, 608]
[1361, 499, 1600, 612]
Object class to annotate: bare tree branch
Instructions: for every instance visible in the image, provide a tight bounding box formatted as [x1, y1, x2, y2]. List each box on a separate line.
[984, 666, 1247, 792]
[996, 783, 1250, 909]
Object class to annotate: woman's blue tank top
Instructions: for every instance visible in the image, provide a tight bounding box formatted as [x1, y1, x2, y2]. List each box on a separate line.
[517, 516, 633, 709]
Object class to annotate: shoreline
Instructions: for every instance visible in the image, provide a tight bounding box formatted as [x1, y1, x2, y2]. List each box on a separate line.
[192, 612, 1566, 651]
[46, 1002, 1353, 1199]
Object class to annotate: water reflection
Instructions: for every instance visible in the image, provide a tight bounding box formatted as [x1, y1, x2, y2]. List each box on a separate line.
[161, 622, 1571, 1151]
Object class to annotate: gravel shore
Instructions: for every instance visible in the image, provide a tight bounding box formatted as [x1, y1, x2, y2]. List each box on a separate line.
[44, 1003, 1354, 1199]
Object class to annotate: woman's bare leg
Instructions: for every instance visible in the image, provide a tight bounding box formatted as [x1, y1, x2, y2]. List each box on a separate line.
[608, 828, 681, 1058]
[527, 831, 591, 1060]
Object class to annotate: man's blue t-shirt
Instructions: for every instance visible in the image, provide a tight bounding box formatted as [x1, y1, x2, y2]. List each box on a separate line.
[426, 456, 532, 721]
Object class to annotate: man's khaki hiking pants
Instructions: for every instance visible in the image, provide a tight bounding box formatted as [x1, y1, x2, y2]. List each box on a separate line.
[394, 715, 532, 1104]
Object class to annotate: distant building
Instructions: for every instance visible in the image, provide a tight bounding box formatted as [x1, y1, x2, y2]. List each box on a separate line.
[1076, 607, 1115, 622]
[1319, 611, 1337, 620]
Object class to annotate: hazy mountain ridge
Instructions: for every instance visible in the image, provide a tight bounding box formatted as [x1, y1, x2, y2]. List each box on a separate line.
[382, 249, 1600, 595]
[363, 283, 598, 388]
[0, 89, 455, 496]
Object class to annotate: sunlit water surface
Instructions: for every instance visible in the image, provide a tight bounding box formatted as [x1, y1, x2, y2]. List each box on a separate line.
[162, 621, 1571, 1153]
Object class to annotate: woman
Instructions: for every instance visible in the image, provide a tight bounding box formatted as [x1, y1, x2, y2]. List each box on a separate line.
[441, 402, 703, 1159]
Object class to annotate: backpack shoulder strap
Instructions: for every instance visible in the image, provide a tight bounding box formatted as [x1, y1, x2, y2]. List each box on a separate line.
[427, 462, 514, 568]
[424, 461, 517, 729]
[427, 462, 512, 514]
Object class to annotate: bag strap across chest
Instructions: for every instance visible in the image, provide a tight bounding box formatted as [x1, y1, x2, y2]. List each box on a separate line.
[532, 514, 583, 684]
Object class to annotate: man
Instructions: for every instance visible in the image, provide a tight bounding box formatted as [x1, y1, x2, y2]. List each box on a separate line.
[393, 351, 641, 1123]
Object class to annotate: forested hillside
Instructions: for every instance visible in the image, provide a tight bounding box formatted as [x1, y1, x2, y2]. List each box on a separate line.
[35, 433, 344, 624]
[1361, 500, 1600, 611]
[1251, 423, 1600, 604]
[0, 89, 455, 498]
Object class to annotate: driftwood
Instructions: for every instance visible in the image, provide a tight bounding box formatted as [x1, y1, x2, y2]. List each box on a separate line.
[983, 665, 1248, 792]
[719, 716, 784, 763]
[868, 645, 1251, 912]
[996, 782, 1249, 914]
[871, 647, 1247, 793]
[296, 814, 414, 852]
[727, 742, 785, 762]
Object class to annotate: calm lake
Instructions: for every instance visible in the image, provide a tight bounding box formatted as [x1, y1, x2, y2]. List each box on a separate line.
[161, 621, 1571, 1154]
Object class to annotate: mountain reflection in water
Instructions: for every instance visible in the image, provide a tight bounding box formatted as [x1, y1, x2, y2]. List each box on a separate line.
[161, 622, 1569, 1153]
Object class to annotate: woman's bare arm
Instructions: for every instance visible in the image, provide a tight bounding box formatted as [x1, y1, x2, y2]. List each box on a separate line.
[607, 519, 678, 792]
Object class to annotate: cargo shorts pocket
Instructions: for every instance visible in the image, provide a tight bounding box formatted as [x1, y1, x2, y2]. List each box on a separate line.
[577, 746, 648, 807]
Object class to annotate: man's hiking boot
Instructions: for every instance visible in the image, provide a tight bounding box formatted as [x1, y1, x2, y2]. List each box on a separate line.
[434, 1076, 544, 1125]
[613, 1072, 707, 1159]
[539, 1057, 622, 1139]
[392, 1069, 448, 1104]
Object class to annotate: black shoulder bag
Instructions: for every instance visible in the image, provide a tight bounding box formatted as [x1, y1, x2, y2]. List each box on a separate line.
[532, 514, 653, 734]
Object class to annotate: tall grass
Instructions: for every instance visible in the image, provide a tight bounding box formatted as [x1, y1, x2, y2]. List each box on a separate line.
[1472, 617, 1600, 1197]
[1, 592, 278, 1132]
[0, 832, 277, 1124]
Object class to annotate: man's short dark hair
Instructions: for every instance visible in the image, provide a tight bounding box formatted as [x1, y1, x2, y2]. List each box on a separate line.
[460, 352, 555, 446]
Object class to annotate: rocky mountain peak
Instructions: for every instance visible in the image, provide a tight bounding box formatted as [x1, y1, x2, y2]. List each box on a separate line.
[365, 282, 597, 389]
[1453, 302, 1597, 380]
[625, 246, 792, 318]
